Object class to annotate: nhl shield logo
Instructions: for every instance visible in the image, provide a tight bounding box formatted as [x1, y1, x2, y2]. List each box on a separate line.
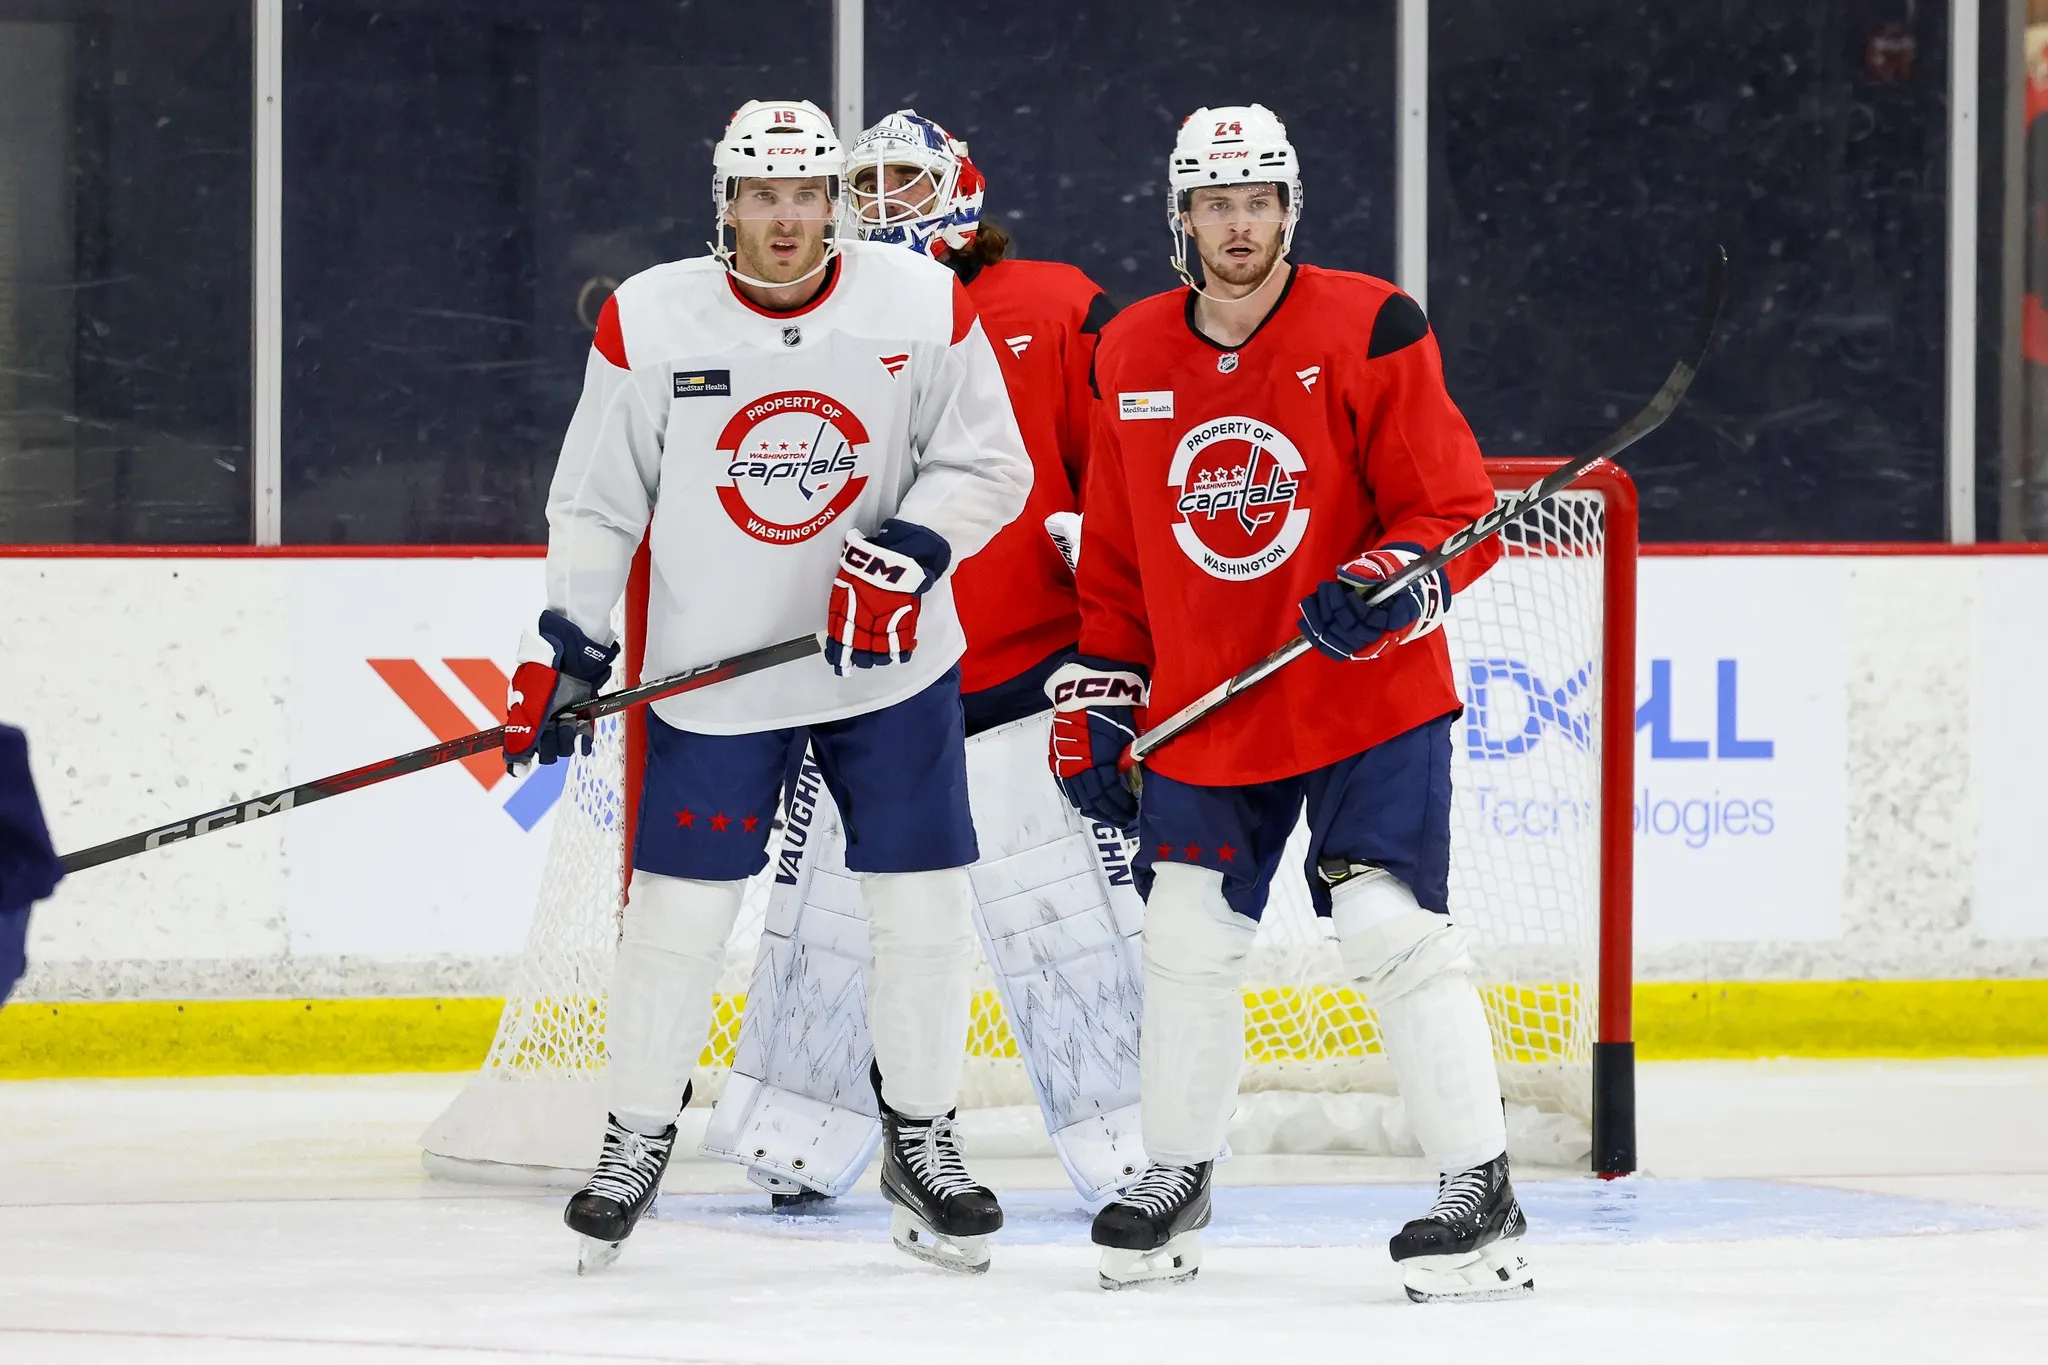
[1167, 415, 1310, 580]
[782, 325, 802, 348]
[1217, 352, 1240, 374]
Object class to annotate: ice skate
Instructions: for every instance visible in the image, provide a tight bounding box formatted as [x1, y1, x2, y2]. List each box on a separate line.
[875, 1087, 1003, 1273]
[564, 1113, 679, 1274]
[1389, 1154, 1534, 1302]
[1091, 1160, 1212, 1290]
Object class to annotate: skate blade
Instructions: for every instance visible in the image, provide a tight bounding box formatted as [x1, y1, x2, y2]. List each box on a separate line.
[576, 1236, 625, 1275]
[1400, 1238, 1534, 1303]
[1097, 1230, 1202, 1291]
[888, 1206, 991, 1275]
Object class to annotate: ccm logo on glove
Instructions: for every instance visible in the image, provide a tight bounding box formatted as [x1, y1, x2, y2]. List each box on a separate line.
[1043, 658, 1149, 833]
[826, 520, 953, 675]
[1049, 672, 1147, 707]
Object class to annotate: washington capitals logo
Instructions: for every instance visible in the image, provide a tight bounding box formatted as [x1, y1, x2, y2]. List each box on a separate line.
[1167, 416, 1310, 580]
[715, 390, 870, 544]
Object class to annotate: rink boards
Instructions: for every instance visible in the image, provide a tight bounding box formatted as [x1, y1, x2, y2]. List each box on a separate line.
[2, 548, 2047, 1070]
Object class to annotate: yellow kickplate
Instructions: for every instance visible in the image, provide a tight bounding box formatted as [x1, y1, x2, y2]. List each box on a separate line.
[4, 979, 2045, 1078]
[1635, 979, 2048, 1059]
[0, 997, 506, 1078]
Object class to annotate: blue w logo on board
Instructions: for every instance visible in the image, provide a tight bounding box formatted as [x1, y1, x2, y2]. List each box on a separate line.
[1463, 658, 1596, 759]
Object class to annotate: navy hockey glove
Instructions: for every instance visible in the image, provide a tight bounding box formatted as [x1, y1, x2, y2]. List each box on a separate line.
[504, 610, 620, 774]
[1297, 543, 1450, 663]
[826, 520, 953, 675]
[1044, 657, 1147, 832]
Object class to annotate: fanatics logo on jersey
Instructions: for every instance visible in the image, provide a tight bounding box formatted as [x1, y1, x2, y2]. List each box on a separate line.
[879, 352, 909, 378]
[782, 326, 802, 348]
[1119, 391, 1175, 420]
[1217, 352, 1240, 374]
[1297, 366, 1321, 392]
[672, 369, 733, 399]
[1167, 415, 1311, 580]
[714, 390, 870, 545]
[1004, 334, 1032, 358]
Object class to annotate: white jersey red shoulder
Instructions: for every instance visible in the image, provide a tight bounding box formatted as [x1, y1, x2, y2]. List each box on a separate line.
[949, 257, 1115, 692]
[543, 240, 1032, 734]
[1078, 263, 1500, 785]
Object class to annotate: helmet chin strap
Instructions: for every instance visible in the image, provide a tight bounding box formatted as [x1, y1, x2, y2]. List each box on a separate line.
[712, 220, 840, 292]
[1171, 213, 1298, 304]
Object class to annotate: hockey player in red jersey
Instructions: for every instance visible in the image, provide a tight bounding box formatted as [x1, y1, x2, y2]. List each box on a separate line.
[845, 109, 1114, 721]
[699, 111, 1150, 1214]
[1052, 105, 1534, 1301]
[505, 99, 1032, 1275]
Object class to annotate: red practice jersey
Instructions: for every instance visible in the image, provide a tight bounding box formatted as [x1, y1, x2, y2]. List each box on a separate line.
[950, 257, 1115, 693]
[1079, 264, 1501, 787]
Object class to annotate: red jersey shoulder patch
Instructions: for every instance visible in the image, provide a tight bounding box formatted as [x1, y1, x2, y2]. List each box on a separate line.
[593, 294, 628, 369]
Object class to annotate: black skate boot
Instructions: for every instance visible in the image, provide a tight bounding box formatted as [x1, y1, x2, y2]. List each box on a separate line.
[1388, 1153, 1534, 1302]
[564, 1107, 682, 1274]
[1090, 1160, 1212, 1290]
[873, 1067, 1002, 1273]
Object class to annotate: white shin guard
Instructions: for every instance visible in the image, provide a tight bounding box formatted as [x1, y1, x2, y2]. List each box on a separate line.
[864, 867, 977, 1119]
[606, 871, 746, 1135]
[1333, 869, 1507, 1174]
[1139, 863, 1256, 1166]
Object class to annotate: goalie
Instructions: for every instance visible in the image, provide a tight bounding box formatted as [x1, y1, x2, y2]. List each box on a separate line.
[504, 99, 1031, 1274]
[1054, 105, 1534, 1302]
[700, 109, 1147, 1223]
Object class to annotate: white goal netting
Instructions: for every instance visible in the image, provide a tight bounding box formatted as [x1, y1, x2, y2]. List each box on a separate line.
[422, 474, 1616, 1177]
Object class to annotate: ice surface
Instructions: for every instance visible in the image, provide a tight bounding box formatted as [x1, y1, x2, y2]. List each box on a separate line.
[1, 1062, 2045, 1363]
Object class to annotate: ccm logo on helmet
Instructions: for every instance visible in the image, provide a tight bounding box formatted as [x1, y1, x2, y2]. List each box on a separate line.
[1052, 676, 1145, 706]
[1208, 151, 1250, 160]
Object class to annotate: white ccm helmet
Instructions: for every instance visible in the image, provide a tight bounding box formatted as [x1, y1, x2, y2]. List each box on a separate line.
[1167, 104, 1303, 292]
[711, 99, 847, 289]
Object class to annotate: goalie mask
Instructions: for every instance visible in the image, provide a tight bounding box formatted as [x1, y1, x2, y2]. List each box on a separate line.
[845, 110, 985, 258]
[1167, 103, 1302, 296]
[711, 99, 847, 289]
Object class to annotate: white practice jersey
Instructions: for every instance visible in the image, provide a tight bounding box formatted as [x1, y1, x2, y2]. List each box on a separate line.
[542, 241, 1032, 733]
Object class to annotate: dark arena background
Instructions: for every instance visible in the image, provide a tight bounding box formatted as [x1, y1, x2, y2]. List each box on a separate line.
[0, 3, 2044, 1362]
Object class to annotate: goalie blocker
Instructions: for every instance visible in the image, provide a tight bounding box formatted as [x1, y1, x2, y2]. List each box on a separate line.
[700, 710, 1147, 1202]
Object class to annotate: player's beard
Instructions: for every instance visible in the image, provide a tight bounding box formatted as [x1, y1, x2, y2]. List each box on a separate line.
[733, 217, 829, 287]
[1195, 226, 1285, 296]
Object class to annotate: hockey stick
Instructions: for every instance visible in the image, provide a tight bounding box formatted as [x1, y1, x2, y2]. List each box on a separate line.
[1126, 245, 1727, 769]
[57, 632, 825, 875]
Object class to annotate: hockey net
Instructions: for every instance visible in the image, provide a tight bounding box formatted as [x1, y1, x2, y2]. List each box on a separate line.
[422, 459, 1635, 1177]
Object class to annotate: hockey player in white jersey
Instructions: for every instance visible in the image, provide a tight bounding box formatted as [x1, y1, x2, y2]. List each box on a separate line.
[501, 99, 1033, 1274]
[702, 109, 1148, 1212]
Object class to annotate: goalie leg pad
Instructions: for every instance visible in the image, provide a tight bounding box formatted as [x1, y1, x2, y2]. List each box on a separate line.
[607, 872, 744, 1134]
[1139, 863, 1256, 1167]
[966, 712, 1146, 1199]
[1333, 871, 1506, 1175]
[864, 866, 977, 1118]
[699, 764, 883, 1198]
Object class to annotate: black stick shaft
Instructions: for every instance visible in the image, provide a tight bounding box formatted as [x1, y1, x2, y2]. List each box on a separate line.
[58, 632, 823, 875]
[1128, 246, 1726, 766]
